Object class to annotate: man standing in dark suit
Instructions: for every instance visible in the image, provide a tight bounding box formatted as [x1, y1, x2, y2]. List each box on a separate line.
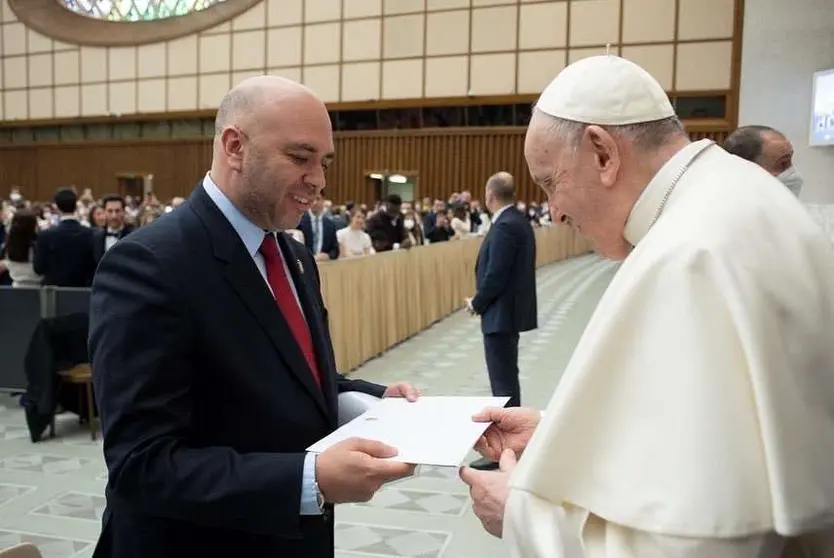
[465, 172, 537, 470]
[92, 194, 133, 263]
[89, 76, 419, 558]
[297, 195, 339, 260]
[33, 187, 97, 287]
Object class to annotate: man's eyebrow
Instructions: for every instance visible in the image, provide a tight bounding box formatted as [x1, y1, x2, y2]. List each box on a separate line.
[287, 142, 335, 159]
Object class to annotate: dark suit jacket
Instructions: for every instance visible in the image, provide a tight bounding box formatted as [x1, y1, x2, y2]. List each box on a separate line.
[365, 211, 406, 252]
[472, 207, 538, 335]
[33, 219, 97, 287]
[297, 212, 339, 260]
[92, 226, 133, 264]
[89, 184, 386, 558]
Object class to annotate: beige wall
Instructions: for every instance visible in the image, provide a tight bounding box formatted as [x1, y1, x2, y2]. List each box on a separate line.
[738, 0, 834, 203]
[0, 0, 736, 121]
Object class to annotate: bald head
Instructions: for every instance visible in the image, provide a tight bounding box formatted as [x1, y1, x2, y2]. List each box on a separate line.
[484, 171, 515, 213]
[214, 75, 322, 136]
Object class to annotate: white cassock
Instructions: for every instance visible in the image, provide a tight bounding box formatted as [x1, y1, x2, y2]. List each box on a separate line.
[504, 139, 834, 557]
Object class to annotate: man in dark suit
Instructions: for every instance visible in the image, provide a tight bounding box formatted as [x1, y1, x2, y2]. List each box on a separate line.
[365, 194, 412, 252]
[92, 194, 133, 263]
[89, 76, 418, 558]
[33, 187, 97, 287]
[297, 195, 339, 260]
[465, 172, 537, 470]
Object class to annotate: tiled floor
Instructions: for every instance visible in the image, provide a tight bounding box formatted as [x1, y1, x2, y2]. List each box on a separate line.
[0, 254, 618, 558]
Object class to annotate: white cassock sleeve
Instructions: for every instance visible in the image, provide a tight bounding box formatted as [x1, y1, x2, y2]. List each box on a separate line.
[504, 489, 785, 558]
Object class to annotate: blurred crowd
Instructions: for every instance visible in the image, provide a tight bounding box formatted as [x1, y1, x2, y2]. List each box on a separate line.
[0, 185, 552, 288]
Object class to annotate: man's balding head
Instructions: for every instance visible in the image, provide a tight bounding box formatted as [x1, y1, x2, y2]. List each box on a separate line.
[485, 172, 515, 212]
[723, 125, 795, 176]
[210, 75, 335, 230]
[214, 76, 320, 137]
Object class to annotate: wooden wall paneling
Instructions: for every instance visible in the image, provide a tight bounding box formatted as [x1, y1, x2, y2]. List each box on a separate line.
[0, 124, 731, 203]
[0, 140, 212, 201]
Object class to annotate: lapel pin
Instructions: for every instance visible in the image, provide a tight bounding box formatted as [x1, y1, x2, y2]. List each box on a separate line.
[297, 259, 304, 273]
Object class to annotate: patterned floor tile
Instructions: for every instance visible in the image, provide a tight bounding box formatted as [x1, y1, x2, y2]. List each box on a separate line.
[0, 424, 31, 441]
[31, 492, 105, 522]
[356, 488, 468, 516]
[0, 454, 93, 475]
[0, 484, 37, 506]
[335, 523, 450, 557]
[0, 531, 91, 558]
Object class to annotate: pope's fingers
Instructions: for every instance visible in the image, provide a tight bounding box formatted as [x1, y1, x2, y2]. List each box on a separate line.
[472, 407, 505, 422]
[498, 448, 517, 471]
[459, 465, 482, 487]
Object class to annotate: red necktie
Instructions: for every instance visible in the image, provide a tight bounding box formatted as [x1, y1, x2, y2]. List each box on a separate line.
[259, 234, 321, 388]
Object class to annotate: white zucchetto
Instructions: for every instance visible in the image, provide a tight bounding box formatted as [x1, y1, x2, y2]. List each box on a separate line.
[536, 55, 676, 125]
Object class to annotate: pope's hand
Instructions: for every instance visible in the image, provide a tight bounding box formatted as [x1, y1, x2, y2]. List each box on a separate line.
[459, 448, 517, 538]
[382, 382, 420, 402]
[316, 437, 416, 504]
[473, 406, 540, 461]
[464, 297, 475, 315]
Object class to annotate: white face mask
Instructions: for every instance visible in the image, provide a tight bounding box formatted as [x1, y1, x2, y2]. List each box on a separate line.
[777, 166, 803, 197]
[404, 218, 414, 230]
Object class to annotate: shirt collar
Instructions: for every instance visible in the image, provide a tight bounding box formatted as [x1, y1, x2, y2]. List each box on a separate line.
[202, 172, 266, 258]
[492, 204, 512, 223]
[623, 139, 713, 246]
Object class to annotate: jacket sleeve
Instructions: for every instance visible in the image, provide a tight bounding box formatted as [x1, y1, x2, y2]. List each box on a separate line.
[471, 221, 519, 314]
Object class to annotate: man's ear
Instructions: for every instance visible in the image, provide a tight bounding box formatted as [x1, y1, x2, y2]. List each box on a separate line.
[220, 127, 245, 172]
[584, 125, 621, 188]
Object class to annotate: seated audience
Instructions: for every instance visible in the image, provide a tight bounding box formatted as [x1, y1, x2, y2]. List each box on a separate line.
[450, 205, 472, 238]
[425, 211, 454, 243]
[93, 194, 133, 263]
[298, 195, 340, 260]
[365, 194, 412, 252]
[337, 210, 373, 257]
[403, 210, 424, 246]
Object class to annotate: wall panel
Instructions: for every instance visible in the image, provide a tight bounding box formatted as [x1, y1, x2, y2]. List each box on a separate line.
[1, 0, 741, 122]
[0, 126, 731, 204]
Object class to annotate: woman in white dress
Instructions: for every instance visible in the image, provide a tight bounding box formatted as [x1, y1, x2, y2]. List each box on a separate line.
[450, 205, 472, 238]
[336, 210, 373, 258]
[0, 210, 42, 287]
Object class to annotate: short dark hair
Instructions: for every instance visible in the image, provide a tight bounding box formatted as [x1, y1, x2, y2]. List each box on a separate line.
[53, 187, 78, 214]
[386, 193, 402, 206]
[723, 125, 781, 162]
[101, 194, 125, 208]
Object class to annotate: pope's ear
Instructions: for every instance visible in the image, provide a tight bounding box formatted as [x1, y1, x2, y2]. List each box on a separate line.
[584, 125, 620, 188]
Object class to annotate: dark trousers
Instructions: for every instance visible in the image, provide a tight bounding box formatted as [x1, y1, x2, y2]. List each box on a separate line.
[483, 332, 521, 408]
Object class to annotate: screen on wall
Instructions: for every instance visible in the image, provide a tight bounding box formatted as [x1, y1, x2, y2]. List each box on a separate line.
[811, 69, 834, 147]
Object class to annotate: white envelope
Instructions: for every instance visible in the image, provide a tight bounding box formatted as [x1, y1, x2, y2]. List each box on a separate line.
[310, 395, 509, 467]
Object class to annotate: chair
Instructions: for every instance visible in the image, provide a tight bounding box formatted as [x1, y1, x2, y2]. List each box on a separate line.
[51, 364, 97, 441]
[0, 543, 42, 558]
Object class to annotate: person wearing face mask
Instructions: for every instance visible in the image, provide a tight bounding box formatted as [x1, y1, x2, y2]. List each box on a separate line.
[723, 125, 804, 197]
[402, 211, 423, 246]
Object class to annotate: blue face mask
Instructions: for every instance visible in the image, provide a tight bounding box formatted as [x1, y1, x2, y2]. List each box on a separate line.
[777, 166, 803, 197]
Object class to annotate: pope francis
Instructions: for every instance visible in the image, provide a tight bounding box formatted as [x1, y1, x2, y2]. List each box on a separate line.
[459, 55, 834, 557]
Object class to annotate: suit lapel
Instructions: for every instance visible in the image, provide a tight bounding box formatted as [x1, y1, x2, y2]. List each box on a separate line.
[278, 234, 338, 421]
[188, 185, 329, 420]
